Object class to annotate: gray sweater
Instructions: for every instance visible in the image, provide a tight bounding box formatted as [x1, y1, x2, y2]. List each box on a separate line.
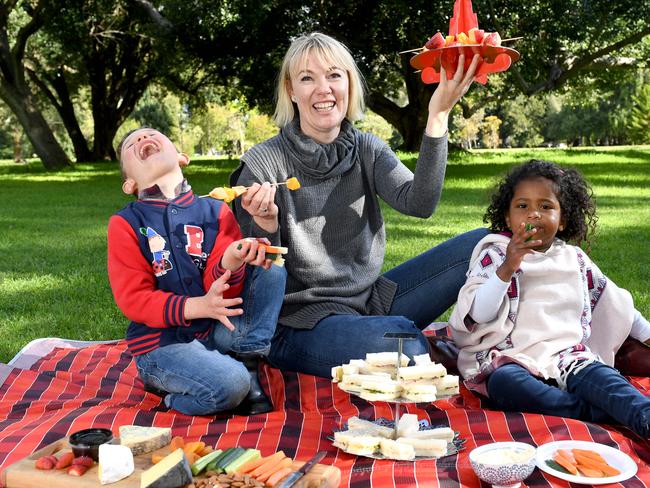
[230, 118, 448, 329]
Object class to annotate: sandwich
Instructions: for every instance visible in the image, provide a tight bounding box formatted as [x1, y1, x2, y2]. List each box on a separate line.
[346, 417, 394, 439]
[379, 439, 415, 461]
[413, 353, 433, 365]
[401, 383, 438, 403]
[358, 376, 403, 402]
[365, 352, 410, 368]
[331, 366, 343, 383]
[338, 373, 370, 393]
[396, 414, 420, 438]
[432, 375, 460, 395]
[396, 437, 448, 458]
[403, 427, 455, 442]
[333, 429, 382, 456]
[398, 363, 447, 383]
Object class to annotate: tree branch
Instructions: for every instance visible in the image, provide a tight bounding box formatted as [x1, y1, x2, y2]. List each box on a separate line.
[129, 0, 173, 33]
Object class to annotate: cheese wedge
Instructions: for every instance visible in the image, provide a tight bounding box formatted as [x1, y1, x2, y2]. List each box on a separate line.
[119, 425, 171, 456]
[140, 448, 192, 488]
[98, 443, 134, 484]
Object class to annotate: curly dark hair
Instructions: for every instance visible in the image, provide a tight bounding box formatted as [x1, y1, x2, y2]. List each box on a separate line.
[483, 159, 598, 248]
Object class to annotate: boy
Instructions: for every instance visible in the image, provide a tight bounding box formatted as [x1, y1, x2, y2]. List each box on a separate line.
[107, 127, 286, 416]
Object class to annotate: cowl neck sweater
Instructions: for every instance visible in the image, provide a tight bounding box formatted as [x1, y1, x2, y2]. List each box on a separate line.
[279, 118, 358, 179]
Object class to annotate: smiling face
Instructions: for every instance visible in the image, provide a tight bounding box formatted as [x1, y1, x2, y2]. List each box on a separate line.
[506, 177, 566, 251]
[288, 51, 349, 143]
[119, 128, 188, 195]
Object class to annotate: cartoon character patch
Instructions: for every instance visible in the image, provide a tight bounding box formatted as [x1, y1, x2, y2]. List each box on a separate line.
[140, 227, 173, 276]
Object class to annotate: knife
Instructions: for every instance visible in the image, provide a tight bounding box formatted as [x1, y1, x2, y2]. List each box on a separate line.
[275, 451, 327, 488]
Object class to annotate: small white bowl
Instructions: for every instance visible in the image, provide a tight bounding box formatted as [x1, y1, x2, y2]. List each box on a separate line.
[469, 442, 537, 488]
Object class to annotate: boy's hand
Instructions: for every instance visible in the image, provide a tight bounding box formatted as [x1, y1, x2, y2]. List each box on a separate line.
[241, 182, 278, 233]
[497, 222, 541, 281]
[184, 270, 243, 331]
[222, 238, 274, 271]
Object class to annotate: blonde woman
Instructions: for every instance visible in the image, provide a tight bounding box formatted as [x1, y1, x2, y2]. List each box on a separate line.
[231, 32, 488, 378]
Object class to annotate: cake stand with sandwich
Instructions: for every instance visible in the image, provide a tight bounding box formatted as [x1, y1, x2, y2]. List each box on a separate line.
[330, 332, 466, 461]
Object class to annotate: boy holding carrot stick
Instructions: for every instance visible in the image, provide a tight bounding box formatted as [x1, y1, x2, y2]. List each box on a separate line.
[108, 127, 286, 416]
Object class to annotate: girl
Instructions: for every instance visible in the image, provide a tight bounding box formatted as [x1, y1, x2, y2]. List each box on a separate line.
[449, 159, 650, 438]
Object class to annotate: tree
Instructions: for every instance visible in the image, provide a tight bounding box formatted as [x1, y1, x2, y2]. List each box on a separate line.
[629, 83, 650, 144]
[480, 115, 502, 148]
[0, 0, 71, 169]
[136, 0, 650, 150]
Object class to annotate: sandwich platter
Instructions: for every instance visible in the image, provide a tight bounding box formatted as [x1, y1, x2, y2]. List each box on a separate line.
[330, 416, 466, 461]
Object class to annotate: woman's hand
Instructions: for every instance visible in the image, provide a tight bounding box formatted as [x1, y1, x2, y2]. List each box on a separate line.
[426, 53, 481, 137]
[496, 222, 541, 281]
[241, 182, 279, 233]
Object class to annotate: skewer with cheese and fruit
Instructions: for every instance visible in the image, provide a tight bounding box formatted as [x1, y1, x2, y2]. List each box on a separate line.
[206, 177, 301, 203]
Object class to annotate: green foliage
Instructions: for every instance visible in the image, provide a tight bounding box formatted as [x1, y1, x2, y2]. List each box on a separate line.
[0, 146, 648, 362]
[629, 84, 650, 144]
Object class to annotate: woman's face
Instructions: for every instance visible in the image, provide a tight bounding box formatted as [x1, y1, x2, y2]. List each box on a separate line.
[289, 51, 349, 144]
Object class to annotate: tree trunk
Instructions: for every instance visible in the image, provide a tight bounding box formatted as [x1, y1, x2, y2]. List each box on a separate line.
[0, 82, 71, 170]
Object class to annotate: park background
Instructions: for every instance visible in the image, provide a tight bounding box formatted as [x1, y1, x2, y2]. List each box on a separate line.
[0, 0, 648, 363]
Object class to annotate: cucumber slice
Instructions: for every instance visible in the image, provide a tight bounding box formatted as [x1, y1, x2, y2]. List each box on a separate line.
[524, 223, 535, 242]
[215, 447, 246, 472]
[224, 448, 261, 474]
[205, 448, 233, 472]
[191, 449, 223, 476]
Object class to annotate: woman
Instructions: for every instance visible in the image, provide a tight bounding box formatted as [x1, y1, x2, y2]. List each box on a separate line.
[230, 32, 488, 378]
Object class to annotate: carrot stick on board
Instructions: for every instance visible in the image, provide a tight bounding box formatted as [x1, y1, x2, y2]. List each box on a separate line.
[267, 467, 294, 487]
[250, 451, 286, 477]
[256, 457, 293, 483]
[238, 454, 270, 474]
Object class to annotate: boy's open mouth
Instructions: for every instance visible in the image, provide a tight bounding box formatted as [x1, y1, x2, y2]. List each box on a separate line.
[139, 141, 158, 159]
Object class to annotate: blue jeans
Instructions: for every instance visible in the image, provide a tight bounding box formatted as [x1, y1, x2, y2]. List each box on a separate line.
[487, 362, 650, 438]
[268, 228, 489, 378]
[135, 265, 286, 415]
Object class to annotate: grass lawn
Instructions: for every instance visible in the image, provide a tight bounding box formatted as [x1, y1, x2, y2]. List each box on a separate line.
[0, 146, 648, 364]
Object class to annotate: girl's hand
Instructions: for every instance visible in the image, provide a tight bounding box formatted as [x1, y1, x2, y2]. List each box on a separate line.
[241, 182, 278, 233]
[222, 238, 274, 271]
[496, 222, 541, 281]
[184, 270, 243, 331]
[426, 53, 481, 137]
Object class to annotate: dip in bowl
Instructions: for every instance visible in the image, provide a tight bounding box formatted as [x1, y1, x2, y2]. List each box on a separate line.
[470, 442, 536, 488]
[69, 428, 114, 461]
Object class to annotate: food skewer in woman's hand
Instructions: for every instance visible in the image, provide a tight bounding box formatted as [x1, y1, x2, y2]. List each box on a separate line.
[204, 177, 301, 203]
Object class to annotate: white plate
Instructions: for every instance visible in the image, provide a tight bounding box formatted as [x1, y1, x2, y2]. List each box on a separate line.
[536, 440, 638, 485]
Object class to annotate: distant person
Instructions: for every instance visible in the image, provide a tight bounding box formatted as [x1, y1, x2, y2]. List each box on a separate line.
[107, 127, 286, 416]
[230, 32, 488, 378]
[449, 159, 650, 438]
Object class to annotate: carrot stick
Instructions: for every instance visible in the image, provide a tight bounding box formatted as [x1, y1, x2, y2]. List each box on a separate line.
[256, 457, 293, 482]
[576, 466, 604, 477]
[267, 467, 294, 487]
[250, 451, 286, 477]
[572, 448, 606, 463]
[557, 449, 576, 464]
[238, 454, 270, 474]
[553, 453, 578, 475]
[574, 453, 620, 477]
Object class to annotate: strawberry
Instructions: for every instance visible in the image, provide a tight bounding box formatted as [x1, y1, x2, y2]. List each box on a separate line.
[68, 464, 90, 476]
[72, 455, 94, 467]
[55, 452, 75, 469]
[425, 32, 445, 50]
[35, 456, 55, 470]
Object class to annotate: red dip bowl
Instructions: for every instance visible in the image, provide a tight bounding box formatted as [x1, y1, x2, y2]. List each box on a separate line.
[69, 428, 114, 461]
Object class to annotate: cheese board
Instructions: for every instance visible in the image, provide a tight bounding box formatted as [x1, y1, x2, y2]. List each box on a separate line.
[2, 438, 341, 488]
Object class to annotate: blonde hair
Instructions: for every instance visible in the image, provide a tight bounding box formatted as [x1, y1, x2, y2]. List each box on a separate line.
[273, 32, 366, 127]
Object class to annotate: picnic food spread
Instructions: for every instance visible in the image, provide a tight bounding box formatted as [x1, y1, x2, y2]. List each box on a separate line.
[207, 177, 301, 203]
[7, 425, 340, 488]
[409, 0, 520, 85]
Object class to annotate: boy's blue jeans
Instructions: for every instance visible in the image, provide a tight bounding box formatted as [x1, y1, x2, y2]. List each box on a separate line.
[486, 362, 650, 438]
[134, 265, 286, 416]
[268, 228, 489, 378]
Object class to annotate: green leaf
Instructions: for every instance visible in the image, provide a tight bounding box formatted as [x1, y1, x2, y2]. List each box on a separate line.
[546, 459, 571, 474]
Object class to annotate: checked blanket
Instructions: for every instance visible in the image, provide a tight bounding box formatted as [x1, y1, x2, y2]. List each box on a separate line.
[0, 340, 648, 487]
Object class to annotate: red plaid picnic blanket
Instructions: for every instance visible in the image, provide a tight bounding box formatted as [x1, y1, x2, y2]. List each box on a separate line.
[0, 341, 648, 487]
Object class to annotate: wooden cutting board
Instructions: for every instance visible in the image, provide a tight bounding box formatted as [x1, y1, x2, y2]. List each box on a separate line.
[2, 438, 341, 488]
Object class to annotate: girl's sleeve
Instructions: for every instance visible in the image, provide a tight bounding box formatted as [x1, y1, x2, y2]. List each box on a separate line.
[203, 203, 245, 298]
[107, 215, 189, 328]
[373, 133, 448, 218]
